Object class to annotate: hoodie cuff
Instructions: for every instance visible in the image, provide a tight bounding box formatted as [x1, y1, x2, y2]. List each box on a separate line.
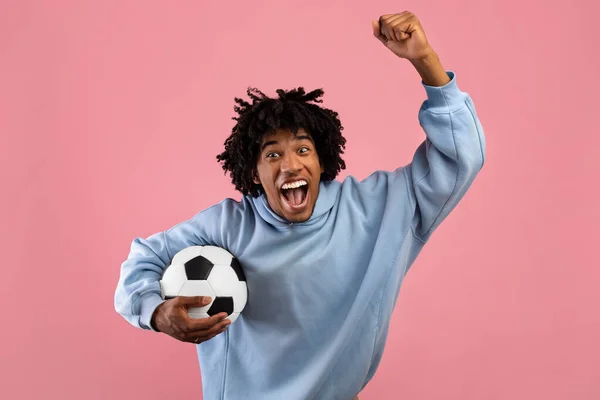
[421, 71, 467, 113]
[139, 293, 166, 332]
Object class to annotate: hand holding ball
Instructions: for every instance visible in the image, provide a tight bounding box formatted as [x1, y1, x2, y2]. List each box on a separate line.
[151, 246, 248, 344]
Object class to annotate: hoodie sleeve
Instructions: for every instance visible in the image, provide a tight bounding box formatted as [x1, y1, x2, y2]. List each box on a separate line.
[405, 71, 486, 242]
[113, 200, 234, 331]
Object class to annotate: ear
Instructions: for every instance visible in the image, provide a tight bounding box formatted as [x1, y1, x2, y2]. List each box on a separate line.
[320, 164, 325, 174]
[252, 171, 261, 185]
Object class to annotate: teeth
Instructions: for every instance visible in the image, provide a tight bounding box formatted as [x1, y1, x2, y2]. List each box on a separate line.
[281, 180, 307, 190]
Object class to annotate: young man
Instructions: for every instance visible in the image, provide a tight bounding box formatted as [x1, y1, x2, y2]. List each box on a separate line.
[115, 12, 486, 400]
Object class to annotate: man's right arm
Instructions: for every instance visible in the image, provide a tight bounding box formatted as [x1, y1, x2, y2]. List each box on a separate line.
[114, 201, 230, 332]
[114, 231, 184, 331]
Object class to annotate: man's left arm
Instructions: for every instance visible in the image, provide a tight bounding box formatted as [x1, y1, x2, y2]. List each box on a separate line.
[374, 13, 486, 241]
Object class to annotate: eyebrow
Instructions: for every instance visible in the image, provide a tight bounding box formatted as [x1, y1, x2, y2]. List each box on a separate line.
[261, 134, 313, 150]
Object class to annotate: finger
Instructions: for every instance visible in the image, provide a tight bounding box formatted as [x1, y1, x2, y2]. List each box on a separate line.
[392, 14, 418, 41]
[379, 16, 392, 41]
[187, 326, 226, 344]
[380, 11, 412, 22]
[371, 20, 386, 43]
[383, 14, 406, 41]
[380, 12, 414, 41]
[183, 318, 231, 342]
[371, 20, 381, 39]
[182, 312, 229, 332]
[176, 295, 212, 307]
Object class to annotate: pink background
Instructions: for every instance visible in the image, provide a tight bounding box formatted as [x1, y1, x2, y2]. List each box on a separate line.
[2, 0, 599, 399]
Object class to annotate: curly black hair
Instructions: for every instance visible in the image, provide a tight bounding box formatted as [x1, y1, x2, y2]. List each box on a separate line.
[216, 86, 347, 197]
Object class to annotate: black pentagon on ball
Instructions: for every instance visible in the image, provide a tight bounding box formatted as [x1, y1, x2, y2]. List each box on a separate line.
[184, 255, 214, 280]
[207, 296, 234, 316]
[230, 257, 246, 282]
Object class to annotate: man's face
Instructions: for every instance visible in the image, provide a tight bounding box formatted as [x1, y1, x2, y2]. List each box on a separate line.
[254, 128, 324, 223]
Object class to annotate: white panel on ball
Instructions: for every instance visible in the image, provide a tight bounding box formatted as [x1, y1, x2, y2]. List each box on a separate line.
[188, 310, 211, 319]
[201, 245, 234, 265]
[207, 264, 240, 295]
[227, 313, 240, 323]
[232, 283, 248, 313]
[160, 264, 187, 297]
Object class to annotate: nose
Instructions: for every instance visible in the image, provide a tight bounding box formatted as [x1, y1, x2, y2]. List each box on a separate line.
[280, 151, 302, 174]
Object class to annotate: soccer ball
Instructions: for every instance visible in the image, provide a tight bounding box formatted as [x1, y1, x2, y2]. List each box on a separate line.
[160, 245, 248, 323]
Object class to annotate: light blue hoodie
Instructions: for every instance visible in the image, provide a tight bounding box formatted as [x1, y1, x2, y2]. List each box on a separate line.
[114, 71, 485, 400]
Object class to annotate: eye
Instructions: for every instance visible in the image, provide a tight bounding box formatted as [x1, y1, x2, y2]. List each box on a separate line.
[298, 147, 310, 154]
[266, 152, 279, 159]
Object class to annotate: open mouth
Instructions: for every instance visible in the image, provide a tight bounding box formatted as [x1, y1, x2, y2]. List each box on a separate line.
[280, 179, 309, 210]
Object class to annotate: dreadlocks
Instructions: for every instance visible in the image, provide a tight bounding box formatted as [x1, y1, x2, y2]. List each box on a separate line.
[216, 87, 347, 197]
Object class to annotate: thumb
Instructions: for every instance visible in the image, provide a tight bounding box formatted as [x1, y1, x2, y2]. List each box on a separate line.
[178, 295, 212, 307]
[372, 20, 386, 44]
